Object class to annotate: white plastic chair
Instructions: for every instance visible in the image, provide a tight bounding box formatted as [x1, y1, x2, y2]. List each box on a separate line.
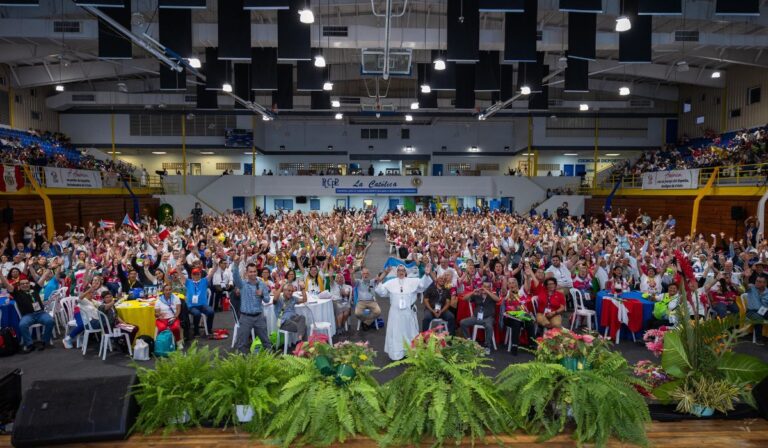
[468, 303, 497, 351]
[739, 294, 760, 344]
[14, 303, 45, 344]
[569, 288, 598, 331]
[428, 318, 448, 333]
[198, 289, 213, 336]
[310, 321, 333, 345]
[80, 312, 104, 356]
[278, 329, 291, 354]
[97, 311, 133, 360]
[230, 306, 255, 349]
[58, 296, 80, 346]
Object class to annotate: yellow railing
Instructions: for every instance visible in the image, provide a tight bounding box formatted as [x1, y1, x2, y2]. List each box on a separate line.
[598, 162, 768, 191]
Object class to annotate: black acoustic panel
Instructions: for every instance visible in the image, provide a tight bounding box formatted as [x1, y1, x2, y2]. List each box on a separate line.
[559, 0, 603, 12]
[430, 51, 456, 90]
[454, 64, 476, 109]
[11, 376, 137, 448]
[97, 0, 131, 59]
[447, 0, 479, 62]
[272, 64, 293, 109]
[251, 47, 278, 90]
[0, 1, 39, 5]
[159, 66, 186, 90]
[244, 0, 289, 8]
[218, 0, 251, 60]
[417, 63, 438, 108]
[278, 0, 311, 60]
[233, 63, 252, 109]
[528, 82, 548, 110]
[159, 8, 192, 58]
[310, 91, 331, 110]
[517, 52, 544, 93]
[564, 57, 589, 92]
[568, 12, 596, 61]
[475, 51, 500, 91]
[196, 79, 218, 109]
[158, 0, 206, 7]
[638, 0, 681, 15]
[296, 60, 325, 91]
[479, 0, 523, 12]
[503, 0, 537, 63]
[499, 64, 514, 100]
[75, 0, 124, 6]
[619, 0, 652, 63]
[716, 0, 759, 15]
[205, 47, 226, 90]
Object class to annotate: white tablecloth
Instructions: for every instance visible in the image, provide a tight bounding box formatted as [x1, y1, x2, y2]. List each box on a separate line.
[263, 296, 337, 339]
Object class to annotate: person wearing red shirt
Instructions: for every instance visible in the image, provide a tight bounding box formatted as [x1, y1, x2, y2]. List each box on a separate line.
[536, 278, 566, 329]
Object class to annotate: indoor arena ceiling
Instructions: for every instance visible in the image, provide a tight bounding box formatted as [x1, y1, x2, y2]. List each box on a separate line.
[0, 0, 766, 118]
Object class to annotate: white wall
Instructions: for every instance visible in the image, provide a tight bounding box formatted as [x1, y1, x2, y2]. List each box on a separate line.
[535, 195, 589, 217]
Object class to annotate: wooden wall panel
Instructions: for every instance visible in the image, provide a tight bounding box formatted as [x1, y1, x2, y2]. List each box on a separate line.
[586, 196, 766, 240]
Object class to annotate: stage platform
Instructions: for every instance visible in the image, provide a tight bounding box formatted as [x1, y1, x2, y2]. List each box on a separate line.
[1, 419, 767, 447]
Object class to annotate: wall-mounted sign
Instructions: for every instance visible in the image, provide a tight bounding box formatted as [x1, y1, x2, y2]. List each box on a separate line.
[320, 177, 417, 194]
[642, 169, 700, 190]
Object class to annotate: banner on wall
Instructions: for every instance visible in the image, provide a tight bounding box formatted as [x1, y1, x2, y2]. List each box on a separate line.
[0, 165, 24, 192]
[641, 169, 699, 190]
[44, 167, 103, 189]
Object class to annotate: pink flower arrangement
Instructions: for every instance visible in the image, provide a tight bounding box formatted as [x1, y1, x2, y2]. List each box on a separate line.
[643, 327, 669, 357]
[632, 360, 671, 398]
[292, 332, 330, 357]
[535, 328, 609, 363]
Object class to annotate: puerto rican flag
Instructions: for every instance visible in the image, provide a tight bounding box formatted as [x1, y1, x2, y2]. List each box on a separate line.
[99, 219, 115, 229]
[0, 165, 24, 192]
[122, 214, 140, 232]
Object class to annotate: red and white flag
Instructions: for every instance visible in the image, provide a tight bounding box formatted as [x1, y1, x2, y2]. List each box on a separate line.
[157, 226, 170, 241]
[99, 220, 115, 229]
[122, 214, 140, 232]
[0, 165, 24, 192]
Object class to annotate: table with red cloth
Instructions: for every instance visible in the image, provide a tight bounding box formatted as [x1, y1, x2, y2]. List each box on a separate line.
[596, 290, 654, 340]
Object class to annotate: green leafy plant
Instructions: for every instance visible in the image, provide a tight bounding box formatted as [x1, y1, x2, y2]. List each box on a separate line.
[265, 350, 385, 446]
[668, 376, 741, 416]
[496, 341, 650, 447]
[131, 344, 218, 434]
[534, 328, 610, 364]
[201, 351, 287, 433]
[380, 331, 511, 447]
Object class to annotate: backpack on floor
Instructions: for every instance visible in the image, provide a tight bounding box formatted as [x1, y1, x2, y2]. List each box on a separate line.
[0, 328, 19, 357]
[154, 330, 176, 357]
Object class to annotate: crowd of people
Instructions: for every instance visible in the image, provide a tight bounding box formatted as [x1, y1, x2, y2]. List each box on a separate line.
[2, 201, 766, 360]
[0, 128, 137, 179]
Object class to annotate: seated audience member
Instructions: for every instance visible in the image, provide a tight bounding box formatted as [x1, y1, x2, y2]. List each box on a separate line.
[186, 267, 215, 337]
[649, 283, 681, 329]
[210, 258, 234, 311]
[605, 265, 630, 295]
[155, 284, 182, 342]
[545, 255, 573, 298]
[62, 276, 105, 349]
[743, 273, 768, 337]
[98, 290, 138, 342]
[422, 272, 456, 334]
[274, 283, 307, 343]
[354, 268, 381, 330]
[535, 278, 566, 329]
[460, 281, 501, 355]
[640, 266, 663, 295]
[329, 273, 352, 334]
[502, 277, 536, 355]
[0, 273, 54, 353]
[706, 274, 740, 318]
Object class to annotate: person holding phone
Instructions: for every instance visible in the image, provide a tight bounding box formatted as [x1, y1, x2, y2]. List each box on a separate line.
[155, 284, 182, 342]
[459, 281, 501, 355]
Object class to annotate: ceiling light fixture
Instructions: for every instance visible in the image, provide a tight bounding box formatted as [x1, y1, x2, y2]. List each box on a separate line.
[469, 146, 480, 152]
[55, 84, 64, 92]
[433, 57, 446, 71]
[615, 16, 631, 32]
[605, 153, 621, 156]
[327, 145, 333, 151]
[314, 55, 326, 68]
[405, 114, 413, 122]
[279, 145, 286, 150]
[420, 83, 431, 94]
[187, 57, 201, 68]
[331, 99, 341, 108]
[619, 86, 631, 96]
[262, 115, 272, 121]
[368, 145, 374, 151]
[200, 151, 215, 155]
[504, 146, 510, 151]
[222, 83, 233, 93]
[335, 113, 343, 120]
[404, 145, 414, 152]
[410, 101, 419, 110]
[520, 85, 531, 95]
[579, 103, 589, 111]
[564, 153, 578, 156]
[151, 151, 167, 155]
[323, 81, 333, 91]
[711, 71, 722, 79]
[299, 8, 314, 24]
[478, 114, 486, 121]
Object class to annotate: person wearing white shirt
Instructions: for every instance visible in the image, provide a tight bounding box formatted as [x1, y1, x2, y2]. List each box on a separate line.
[329, 273, 352, 333]
[545, 255, 573, 297]
[375, 263, 434, 361]
[595, 257, 609, 291]
[435, 258, 458, 288]
[639, 266, 663, 295]
[211, 259, 233, 311]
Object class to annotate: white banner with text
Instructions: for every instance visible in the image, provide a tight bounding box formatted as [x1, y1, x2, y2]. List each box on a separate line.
[641, 169, 700, 190]
[44, 167, 103, 189]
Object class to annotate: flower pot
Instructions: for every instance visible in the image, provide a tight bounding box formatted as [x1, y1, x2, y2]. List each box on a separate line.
[169, 410, 190, 425]
[314, 355, 335, 376]
[560, 357, 591, 371]
[335, 364, 357, 385]
[235, 404, 254, 423]
[692, 404, 715, 417]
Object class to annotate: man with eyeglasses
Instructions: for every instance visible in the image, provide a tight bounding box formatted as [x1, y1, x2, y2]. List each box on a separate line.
[0, 271, 55, 353]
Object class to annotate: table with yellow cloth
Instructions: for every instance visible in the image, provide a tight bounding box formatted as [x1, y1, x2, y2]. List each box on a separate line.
[116, 300, 157, 338]
[736, 295, 768, 337]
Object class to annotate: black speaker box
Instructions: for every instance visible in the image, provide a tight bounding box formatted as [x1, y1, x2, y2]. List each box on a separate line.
[12, 375, 138, 447]
[731, 206, 747, 220]
[0, 368, 21, 425]
[296, 196, 308, 204]
[2, 207, 13, 224]
[753, 375, 768, 420]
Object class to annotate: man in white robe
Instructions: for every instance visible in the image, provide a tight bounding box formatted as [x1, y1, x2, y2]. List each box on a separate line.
[375, 263, 434, 361]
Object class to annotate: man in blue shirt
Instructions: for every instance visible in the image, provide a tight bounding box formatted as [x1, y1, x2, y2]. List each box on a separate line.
[186, 268, 214, 337]
[232, 254, 272, 353]
[745, 274, 768, 338]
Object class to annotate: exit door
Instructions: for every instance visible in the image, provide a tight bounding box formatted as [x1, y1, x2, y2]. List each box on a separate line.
[388, 198, 400, 211]
[563, 164, 574, 177]
[575, 164, 586, 177]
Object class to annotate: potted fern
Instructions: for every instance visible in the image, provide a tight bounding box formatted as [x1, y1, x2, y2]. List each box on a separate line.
[496, 336, 650, 447]
[266, 341, 383, 446]
[131, 344, 218, 434]
[381, 330, 512, 447]
[201, 351, 287, 432]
